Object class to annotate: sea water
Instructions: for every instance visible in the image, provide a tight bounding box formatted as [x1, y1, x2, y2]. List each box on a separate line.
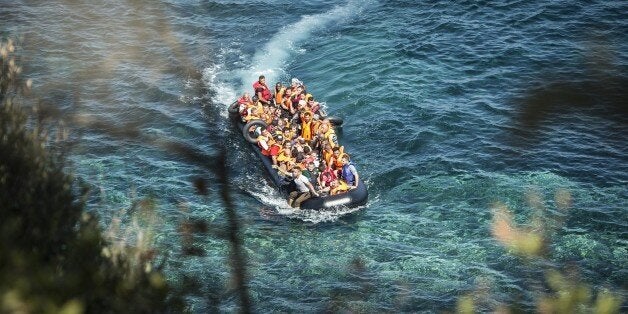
[2, 0, 626, 312]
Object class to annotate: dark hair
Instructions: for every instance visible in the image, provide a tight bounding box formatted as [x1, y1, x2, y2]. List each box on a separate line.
[296, 153, 305, 162]
[259, 75, 265, 80]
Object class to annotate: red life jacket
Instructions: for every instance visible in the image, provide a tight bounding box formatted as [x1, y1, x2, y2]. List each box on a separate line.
[320, 167, 337, 187]
[253, 81, 272, 101]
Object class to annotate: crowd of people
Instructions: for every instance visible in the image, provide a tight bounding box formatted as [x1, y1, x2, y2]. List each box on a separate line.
[236, 75, 360, 208]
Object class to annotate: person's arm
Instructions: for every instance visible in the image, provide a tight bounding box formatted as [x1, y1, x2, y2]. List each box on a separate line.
[258, 139, 269, 151]
[350, 165, 359, 189]
[306, 180, 319, 197]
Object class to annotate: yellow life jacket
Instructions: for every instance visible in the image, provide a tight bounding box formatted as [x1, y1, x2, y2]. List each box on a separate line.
[325, 129, 337, 148]
[277, 151, 292, 163]
[301, 120, 312, 141]
[331, 180, 349, 195]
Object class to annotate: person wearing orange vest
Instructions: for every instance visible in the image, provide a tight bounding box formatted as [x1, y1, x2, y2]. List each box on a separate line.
[317, 120, 339, 149]
[274, 82, 285, 106]
[300, 110, 315, 142]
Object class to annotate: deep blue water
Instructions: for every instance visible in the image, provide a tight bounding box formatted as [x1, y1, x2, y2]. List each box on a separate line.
[2, 0, 627, 312]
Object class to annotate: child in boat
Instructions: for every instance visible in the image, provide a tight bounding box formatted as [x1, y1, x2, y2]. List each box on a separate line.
[317, 161, 337, 192]
[318, 178, 349, 196]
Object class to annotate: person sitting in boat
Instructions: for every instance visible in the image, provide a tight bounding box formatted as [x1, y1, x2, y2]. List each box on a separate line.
[279, 87, 293, 114]
[253, 75, 273, 106]
[290, 86, 305, 114]
[290, 99, 310, 126]
[329, 146, 345, 171]
[244, 106, 261, 122]
[302, 146, 317, 166]
[302, 162, 319, 187]
[274, 82, 285, 106]
[340, 154, 360, 190]
[290, 77, 304, 91]
[317, 161, 337, 192]
[283, 125, 297, 144]
[306, 96, 321, 116]
[287, 166, 319, 208]
[298, 110, 317, 143]
[320, 142, 333, 167]
[257, 129, 282, 165]
[262, 106, 276, 125]
[331, 146, 345, 171]
[317, 120, 339, 149]
[329, 178, 350, 195]
[237, 92, 253, 118]
[273, 143, 296, 177]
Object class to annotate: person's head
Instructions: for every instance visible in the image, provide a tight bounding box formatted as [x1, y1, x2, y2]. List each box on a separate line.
[274, 133, 284, 143]
[307, 163, 315, 171]
[285, 87, 292, 95]
[296, 153, 305, 162]
[302, 110, 312, 122]
[291, 166, 302, 176]
[342, 154, 350, 165]
[258, 75, 266, 83]
[275, 82, 282, 89]
[319, 122, 329, 133]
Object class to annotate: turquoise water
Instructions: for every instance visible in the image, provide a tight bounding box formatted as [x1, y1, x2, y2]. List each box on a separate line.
[3, 0, 626, 311]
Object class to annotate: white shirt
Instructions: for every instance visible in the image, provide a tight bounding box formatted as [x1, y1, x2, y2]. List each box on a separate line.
[294, 174, 310, 193]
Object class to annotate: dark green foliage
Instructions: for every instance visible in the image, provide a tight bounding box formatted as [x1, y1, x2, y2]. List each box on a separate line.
[0, 40, 184, 313]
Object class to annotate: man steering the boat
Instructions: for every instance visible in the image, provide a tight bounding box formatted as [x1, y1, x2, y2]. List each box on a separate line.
[287, 166, 319, 208]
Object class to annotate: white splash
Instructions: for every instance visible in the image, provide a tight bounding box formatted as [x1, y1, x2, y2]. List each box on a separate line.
[238, 1, 368, 88]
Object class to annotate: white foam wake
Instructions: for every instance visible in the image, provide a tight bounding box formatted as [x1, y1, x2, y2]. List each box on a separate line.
[238, 0, 370, 90]
[203, 1, 370, 111]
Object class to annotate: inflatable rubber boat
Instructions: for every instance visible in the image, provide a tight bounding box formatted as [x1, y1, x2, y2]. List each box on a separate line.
[228, 101, 368, 210]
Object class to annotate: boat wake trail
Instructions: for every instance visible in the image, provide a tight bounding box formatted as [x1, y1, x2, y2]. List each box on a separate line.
[203, 0, 372, 111]
[238, 0, 371, 87]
